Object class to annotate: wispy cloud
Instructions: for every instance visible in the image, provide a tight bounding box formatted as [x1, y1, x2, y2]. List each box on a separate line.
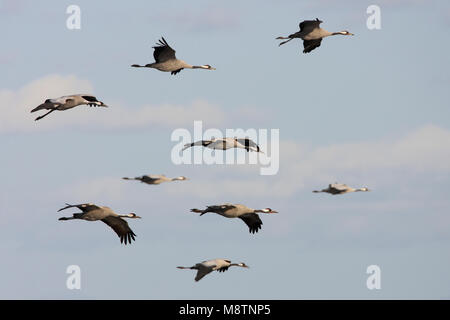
[0, 74, 93, 132]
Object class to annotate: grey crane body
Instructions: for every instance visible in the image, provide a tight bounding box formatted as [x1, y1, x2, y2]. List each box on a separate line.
[58, 203, 141, 245]
[30, 94, 108, 121]
[177, 258, 249, 282]
[183, 137, 263, 153]
[313, 183, 370, 195]
[122, 174, 187, 185]
[191, 203, 278, 234]
[131, 37, 215, 75]
[143, 60, 192, 73]
[277, 18, 354, 53]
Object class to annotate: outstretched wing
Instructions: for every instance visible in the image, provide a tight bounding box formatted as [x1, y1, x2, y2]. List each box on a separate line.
[30, 100, 62, 112]
[208, 204, 237, 212]
[182, 140, 214, 151]
[101, 216, 136, 245]
[195, 266, 215, 282]
[329, 183, 349, 194]
[153, 37, 176, 63]
[216, 266, 230, 273]
[81, 95, 98, 102]
[57, 203, 102, 213]
[235, 138, 261, 152]
[139, 175, 160, 184]
[299, 18, 322, 32]
[303, 39, 322, 53]
[239, 213, 263, 234]
[171, 68, 183, 75]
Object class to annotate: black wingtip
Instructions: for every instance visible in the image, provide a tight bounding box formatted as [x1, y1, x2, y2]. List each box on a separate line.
[120, 231, 137, 245]
[248, 224, 262, 234]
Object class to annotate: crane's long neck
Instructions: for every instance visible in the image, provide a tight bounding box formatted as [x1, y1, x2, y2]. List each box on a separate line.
[192, 65, 210, 69]
[331, 31, 348, 36]
[229, 263, 248, 268]
[118, 213, 137, 218]
[178, 61, 194, 69]
[178, 61, 212, 69]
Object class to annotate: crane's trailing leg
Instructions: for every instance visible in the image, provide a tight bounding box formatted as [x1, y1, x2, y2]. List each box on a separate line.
[34, 109, 55, 121]
[276, 37, 293, 46]
[59, 216, 76, 221]
[191, 208, 208, 216]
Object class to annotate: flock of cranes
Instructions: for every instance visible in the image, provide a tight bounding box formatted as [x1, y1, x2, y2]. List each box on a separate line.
[31, 18, 365, 282]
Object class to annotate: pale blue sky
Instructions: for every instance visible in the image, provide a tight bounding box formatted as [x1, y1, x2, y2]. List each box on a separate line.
[1, 0, 450, 299]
